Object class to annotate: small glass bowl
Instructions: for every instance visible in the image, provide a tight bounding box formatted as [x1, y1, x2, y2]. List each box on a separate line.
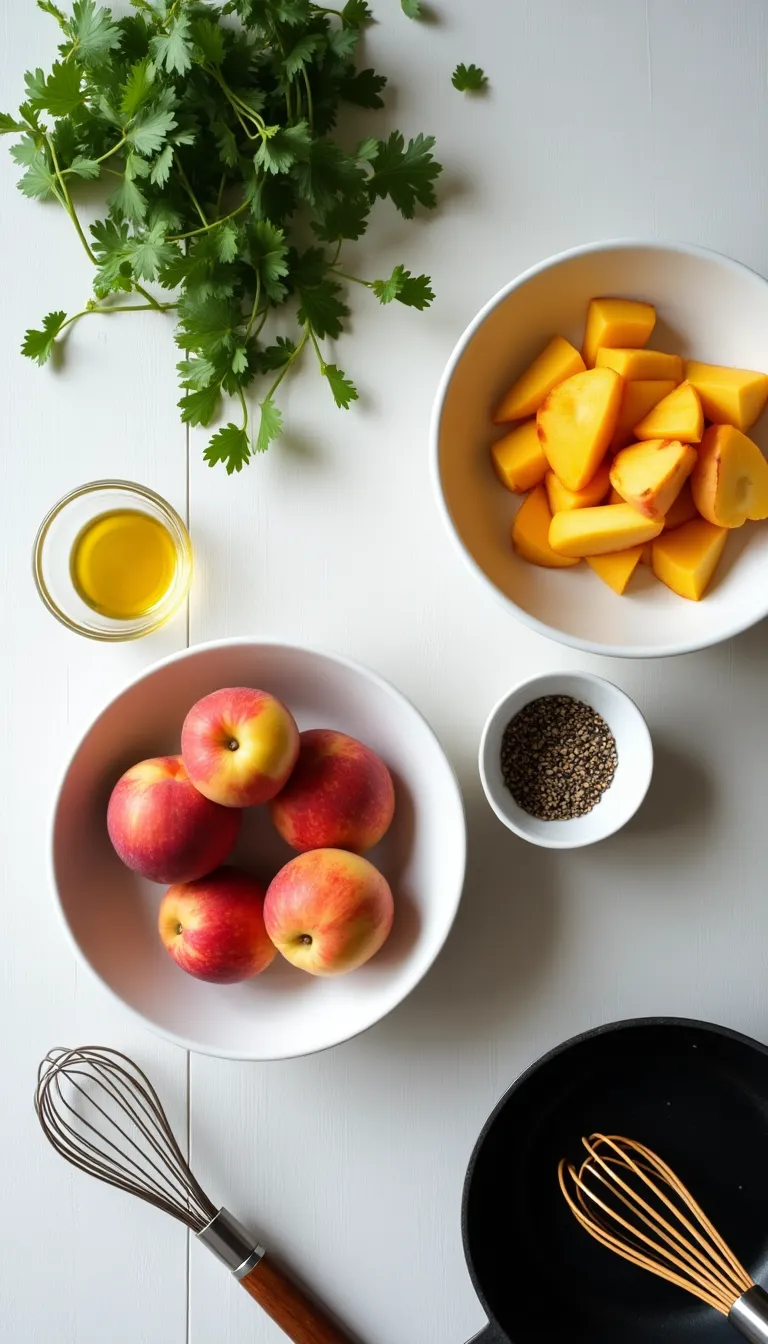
[33, 480, 193, 641]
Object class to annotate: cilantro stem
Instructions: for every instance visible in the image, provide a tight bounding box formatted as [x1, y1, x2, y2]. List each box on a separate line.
[133, 283, 173, 312]
[244, 273, 262, 340]
[331, 238, 343, 265]
[62, 134, 127, 173]
[302, 68, 314, 130]
[332, 269, 372, 288]
[215, 174, 226, 218]
[175, 159, 208, 228]
[237, 385, 248, 431]
[169, 199, 248, 242]
[265, 326, 308, 401]
[307, 322, 325, 369]
[60, 300, 176, 335]
[252, 307, 269, 340]
[46, 134, 96, 264]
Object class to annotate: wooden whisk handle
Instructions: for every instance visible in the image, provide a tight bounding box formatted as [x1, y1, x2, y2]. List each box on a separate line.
[240, 1253, 356, 1344]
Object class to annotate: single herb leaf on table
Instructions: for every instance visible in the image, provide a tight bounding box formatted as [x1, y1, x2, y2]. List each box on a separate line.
[4, 0, 443, 468]
[451, 62, 488, 93]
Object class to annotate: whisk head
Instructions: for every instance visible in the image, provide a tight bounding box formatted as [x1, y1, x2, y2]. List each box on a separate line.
[558, 1134, 754, 1316]
[36, 1046, 217, 1234]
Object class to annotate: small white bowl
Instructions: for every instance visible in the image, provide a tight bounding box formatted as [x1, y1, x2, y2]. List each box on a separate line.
[478, 671, 653, 849]
[50, 639, 466, 1060]
[432, 239, 768, 658]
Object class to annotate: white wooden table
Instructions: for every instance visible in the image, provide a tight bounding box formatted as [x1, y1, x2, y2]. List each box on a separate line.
[4, 2, 768, 1340]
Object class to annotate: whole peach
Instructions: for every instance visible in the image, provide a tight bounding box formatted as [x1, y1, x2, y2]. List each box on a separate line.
[269, 729, 395, 853]
[181, 687, 299, 808]
[107, 755, 240, 884]
[264, 848, 394, 976]
[159, 866, 276, 983]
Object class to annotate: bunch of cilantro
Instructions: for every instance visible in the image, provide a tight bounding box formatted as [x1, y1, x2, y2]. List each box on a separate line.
[1, 0, 442, 472]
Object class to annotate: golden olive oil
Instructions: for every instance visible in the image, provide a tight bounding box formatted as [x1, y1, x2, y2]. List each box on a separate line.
[70, 509, 178, 620]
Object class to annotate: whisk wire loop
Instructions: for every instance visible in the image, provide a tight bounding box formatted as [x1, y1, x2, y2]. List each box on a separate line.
[558, 1133, 754, 1318]
[35, 1047, 217, 1234]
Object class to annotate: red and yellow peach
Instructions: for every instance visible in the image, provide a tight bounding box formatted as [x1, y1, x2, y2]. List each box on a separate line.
[181, 687, 299, 808]
[264, 848, 394, 976]
[269, 729, 395, 853]
[158, 866, 276, 983]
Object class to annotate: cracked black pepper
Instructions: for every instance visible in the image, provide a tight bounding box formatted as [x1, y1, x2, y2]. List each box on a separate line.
[500, 695, 618, 821]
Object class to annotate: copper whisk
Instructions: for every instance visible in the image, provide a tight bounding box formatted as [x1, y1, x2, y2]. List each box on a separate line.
[36, 1047, 355, 1344]
[559, 1134, 768, 1342]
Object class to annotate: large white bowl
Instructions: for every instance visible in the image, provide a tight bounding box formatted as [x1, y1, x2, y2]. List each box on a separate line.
[51, 640, 466, 1060]
[432, 239, 768, 658]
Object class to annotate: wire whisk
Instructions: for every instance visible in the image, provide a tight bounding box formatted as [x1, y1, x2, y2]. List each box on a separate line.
[36, 1046, 354, 1344]
[559, 1134, 768, 1341]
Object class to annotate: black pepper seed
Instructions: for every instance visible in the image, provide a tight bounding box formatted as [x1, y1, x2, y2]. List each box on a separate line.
[500, 695, 618, 821]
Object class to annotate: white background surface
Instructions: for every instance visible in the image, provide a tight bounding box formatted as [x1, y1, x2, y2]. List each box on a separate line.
[3, 2, 768, 1341]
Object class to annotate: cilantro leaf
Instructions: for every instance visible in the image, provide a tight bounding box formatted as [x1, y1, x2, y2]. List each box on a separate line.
[401, 0, 421, 15]
[190, 16, 225, 66]
[12, 138, 56, 199]
[119, 58, 155, 119]
[178, 383, 221, 426]
[23, 69, 47, 108]
[90, 216, 131, 292]
[259, 336, 296, 370]
[297, 277, 348, 340]
[249, 220, 289, 300]
[150, 142, 174, 186]
[340, 68, 386, 109]
[292, 138, 366, 209]
[355, 136, 379, 163]
[321, 363, 358, 409]
[328, 27, 360, 59]
[67, 155, 101, 179]
[124, 220, 177, 280]
[127, 103, 177, 156]
[0, 114, 26, 135]
[214, 222, 240, 264]
[371, 263, 434, 309]
[283, 34, 322, 78]
[451, 62, 487, 92]
[367, 131, 441, 217]
[254, 121, 311, 175]
[342, 0, 372, 22]
[22, 310, 67, 364]
[65, 0, 121, 65]
[177, 356, 217, 389]
[150, 13, 193, 75]
[256, 397, 282, 452]
[37, 1, 68, 26]
[108, 175, 147, 222]
[214, 121, 238, 167]
[38, 61, 84, 117]
[204, 421, 251, 473]
[312, 192, 369, 242]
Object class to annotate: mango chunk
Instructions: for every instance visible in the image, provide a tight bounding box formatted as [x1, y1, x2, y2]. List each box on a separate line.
[652, 519, 728, 601]
[536, 367, 622, 492]
[544, 461, 610, 513]
[685, 360, 768, 432]
[582, 298, 656, 369]
[610, 438, 696, 520]
[633, 381, 703, 443]
[691, 423, 768, 527]
[596, 348, 683, 382]
[639, 541, 654, 565]
[608, 486, 623, 504]
[610, 379, 678, 452]
[494, 336, 586, 424]
[512, 485, 580, 568]
[549, 502, 664, 557]
[663, 480, 698, 531]
[491, 420, 548, 493]
[586, 546, 644, 594]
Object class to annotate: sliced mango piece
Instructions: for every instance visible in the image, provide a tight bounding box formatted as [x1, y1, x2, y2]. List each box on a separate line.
[596, 348, 683, 382]
[663, 480, 698, 531]
[691, 423, 768, 527]
[639, 541, 654, 565]
[536, 367, 622, 492]
[652, 519, 728, 601]
[685, 360, 768, 432]
[610, 379, 678, 452]
[633, 381, 703, 443]
[549, 503, 664, 557]
[512, 485, 580, 568]
[610, 438, 696, 521]
[544, 461, 610, 513]
[582, 298, 656, 369]
[608, 486, 623, 504]
[586, 546, 644, 594]
[494, 336, 586, 424]
[491, 420, 548, 493]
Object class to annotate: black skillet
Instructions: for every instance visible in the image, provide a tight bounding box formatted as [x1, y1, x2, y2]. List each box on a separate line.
[461, 1017, 768, 1343]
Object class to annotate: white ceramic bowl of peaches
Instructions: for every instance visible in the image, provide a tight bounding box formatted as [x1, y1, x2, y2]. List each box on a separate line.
[51, 639, 466, 1060]
[432, 239, 768, 657]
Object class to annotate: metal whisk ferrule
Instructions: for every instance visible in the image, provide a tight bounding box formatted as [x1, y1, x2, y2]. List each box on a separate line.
[198, 1208, 265, 1279]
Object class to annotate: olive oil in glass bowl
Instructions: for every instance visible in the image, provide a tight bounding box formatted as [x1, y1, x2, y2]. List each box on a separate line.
[33, 481, 192, 640]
